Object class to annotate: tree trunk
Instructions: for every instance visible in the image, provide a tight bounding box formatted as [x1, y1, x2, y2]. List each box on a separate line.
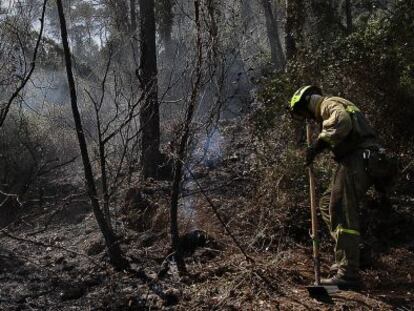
[98, 125, 111, 229]
[170, 160, 187, 274]
[56, 0, 128, 270]
[170, 0, 203, 276]
[346, 0, 352, 35]
[261, 0, 286, 70]
[139, 0, 161, 179]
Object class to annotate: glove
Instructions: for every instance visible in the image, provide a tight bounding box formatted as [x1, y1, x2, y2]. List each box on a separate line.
[305, 139, 329, 166]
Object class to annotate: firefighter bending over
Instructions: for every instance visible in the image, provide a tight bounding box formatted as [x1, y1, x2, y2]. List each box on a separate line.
[289, 85, 390, 288]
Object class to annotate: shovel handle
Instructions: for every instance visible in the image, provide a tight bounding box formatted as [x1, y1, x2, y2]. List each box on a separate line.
[307, 122, 321, 285]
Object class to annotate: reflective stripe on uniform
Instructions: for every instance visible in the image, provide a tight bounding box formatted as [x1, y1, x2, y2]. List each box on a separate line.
[335, 225, 360, 236]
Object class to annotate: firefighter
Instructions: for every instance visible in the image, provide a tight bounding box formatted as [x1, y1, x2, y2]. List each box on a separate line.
[289, 85, 381, 288]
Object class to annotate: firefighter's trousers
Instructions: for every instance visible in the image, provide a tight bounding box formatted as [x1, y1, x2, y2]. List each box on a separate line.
[319, 149, 372, 275]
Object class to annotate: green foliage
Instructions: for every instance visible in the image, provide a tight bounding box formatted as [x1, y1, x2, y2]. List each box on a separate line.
[257, 0, 414, 148]
[253, 76, 293, 138]
[334, 0, 414, 143]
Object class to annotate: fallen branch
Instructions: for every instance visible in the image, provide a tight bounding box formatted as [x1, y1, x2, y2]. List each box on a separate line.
[0, 229, 101, 267]
[0, 189, 23, 208]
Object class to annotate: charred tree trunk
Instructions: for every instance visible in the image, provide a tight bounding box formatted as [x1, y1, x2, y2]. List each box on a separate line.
[170, 162, 186, 274]
[97, 112, 111, 228]
[87, 58, 113, 229]
[261, 0, 285, 70]
[170, 0, 203, 276]
[346, 0, 352, 34]
[139, 0, 161, 179]
[56, 0, 128, 270]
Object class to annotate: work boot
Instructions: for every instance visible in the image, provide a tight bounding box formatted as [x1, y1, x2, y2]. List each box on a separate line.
[321, 270, 361, 290]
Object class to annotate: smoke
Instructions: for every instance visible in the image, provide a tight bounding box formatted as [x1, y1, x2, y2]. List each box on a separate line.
[23, 69, 69, 109]
[181, 126, 225, 228]
[192, 127, 225, 169]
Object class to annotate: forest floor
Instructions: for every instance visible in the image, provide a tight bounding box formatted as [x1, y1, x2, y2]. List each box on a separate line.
[1, 119, 414, 310]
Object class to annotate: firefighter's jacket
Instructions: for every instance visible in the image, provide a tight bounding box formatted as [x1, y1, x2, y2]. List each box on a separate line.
[311, 96, 379, 160]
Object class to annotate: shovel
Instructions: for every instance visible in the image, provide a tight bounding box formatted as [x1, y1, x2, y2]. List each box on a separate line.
[305, 122, 338, 299]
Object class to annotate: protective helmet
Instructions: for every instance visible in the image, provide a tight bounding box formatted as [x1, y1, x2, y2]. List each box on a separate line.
[289, 85, 322, 113]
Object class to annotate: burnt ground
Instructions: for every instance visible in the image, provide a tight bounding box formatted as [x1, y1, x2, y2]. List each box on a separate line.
[1, 119, 414, 310]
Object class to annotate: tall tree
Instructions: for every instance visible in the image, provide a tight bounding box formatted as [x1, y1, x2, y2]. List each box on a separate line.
[56, 0, 128, 270]
[170, 0, 203, 276]
[261, 0, 286, 70]
[138, 0, 161, 178]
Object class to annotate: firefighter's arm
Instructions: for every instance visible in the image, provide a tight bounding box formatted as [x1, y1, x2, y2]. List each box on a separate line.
[318, 100, 353, 147]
